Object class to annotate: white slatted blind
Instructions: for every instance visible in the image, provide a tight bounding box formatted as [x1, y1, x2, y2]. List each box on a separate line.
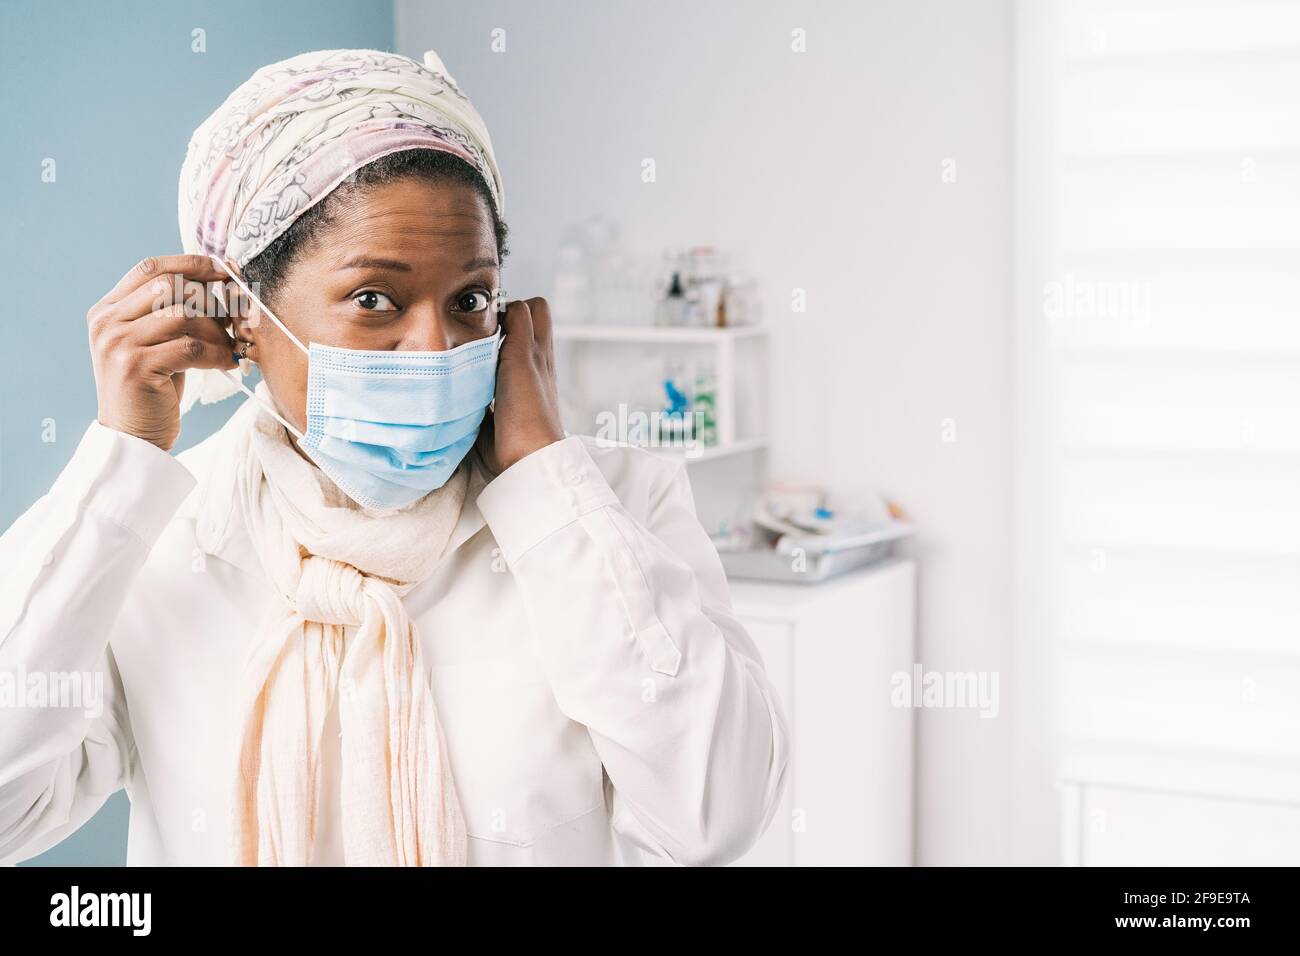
[1033, 0, 1300, 850]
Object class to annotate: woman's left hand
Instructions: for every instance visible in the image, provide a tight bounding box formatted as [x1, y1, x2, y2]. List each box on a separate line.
[476, 296, 566, 475]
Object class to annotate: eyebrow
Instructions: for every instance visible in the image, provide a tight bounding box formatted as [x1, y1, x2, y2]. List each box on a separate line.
[338, 256, 412, 272]
[336, 255, 499, 273]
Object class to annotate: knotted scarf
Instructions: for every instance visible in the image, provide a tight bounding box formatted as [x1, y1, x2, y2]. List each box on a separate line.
[196, 384, 470, 865]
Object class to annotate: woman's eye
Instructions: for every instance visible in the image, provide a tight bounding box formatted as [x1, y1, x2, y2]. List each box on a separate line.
[454, 290, 491, 313]
[354, 290, 398, 312]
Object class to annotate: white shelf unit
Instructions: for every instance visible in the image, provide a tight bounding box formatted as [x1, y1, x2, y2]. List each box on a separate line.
[638, 561, 918, 866]
[643, 436, 767, 464]
[552, 323, 768, 460]
[553, 324, 768, 345]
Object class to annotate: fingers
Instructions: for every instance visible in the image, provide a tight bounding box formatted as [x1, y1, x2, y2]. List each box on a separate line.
[147, 330, 241, 375]
[522, 296, 552, 342]
[96, 255, 230, 309]
[498, 298, 535, 342]
[130, 302, 237, 350]
[113, 300, 240, 376]
[517, 297, 555, 373]
[499, 297, 554, 352]
[106, 274, 247, 326]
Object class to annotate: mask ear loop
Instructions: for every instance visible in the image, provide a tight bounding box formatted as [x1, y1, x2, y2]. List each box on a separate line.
[208, 254, 309, 442]
[489, 317, 507, 412]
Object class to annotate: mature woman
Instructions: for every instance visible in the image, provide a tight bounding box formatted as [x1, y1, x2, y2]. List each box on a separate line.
[0, 49, 788, 866]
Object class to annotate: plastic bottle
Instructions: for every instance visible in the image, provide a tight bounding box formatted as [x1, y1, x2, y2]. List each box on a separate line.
[552, 240, 591, 324]
[691, 364, 718, 446]
[656, 272, 688, 327]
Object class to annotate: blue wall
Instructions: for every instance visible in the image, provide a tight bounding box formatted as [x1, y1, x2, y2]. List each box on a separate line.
[0, 0, 394, 865]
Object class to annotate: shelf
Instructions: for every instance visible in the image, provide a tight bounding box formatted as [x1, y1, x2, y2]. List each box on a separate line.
[575, 436, 767, 463]
[556, 323, 767, 461]
[643, 436, 767, 463]
[553, 323, 767, 345]
[727, 558, 915, 614]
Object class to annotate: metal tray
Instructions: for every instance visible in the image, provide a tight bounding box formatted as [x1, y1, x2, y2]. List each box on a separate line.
[717, 522, 913, 585]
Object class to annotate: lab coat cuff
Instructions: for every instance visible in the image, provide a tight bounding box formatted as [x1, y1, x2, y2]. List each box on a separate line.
[56, 421, 197, 547]
[477, 436, 620, 566]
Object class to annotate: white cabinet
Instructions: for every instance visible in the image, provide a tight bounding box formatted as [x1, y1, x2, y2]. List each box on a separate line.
[728, 560, 916, 866]
[1059, 750, 1300, 866]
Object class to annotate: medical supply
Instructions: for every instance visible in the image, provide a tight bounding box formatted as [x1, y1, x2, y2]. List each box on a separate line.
[552, 239, 592, 324]
[713, 486, 914, 584]
[656, 271, 688, 327]
[684, 246, 726, 327]
[691, 367, 718, 445]
[732, 276, 757, 326]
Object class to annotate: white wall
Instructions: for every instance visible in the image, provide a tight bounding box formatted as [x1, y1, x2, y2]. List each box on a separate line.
[397, 0, 1016, 864]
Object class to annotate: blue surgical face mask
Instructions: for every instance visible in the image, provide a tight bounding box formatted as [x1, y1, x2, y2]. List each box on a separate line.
[210, 255, 502, 512]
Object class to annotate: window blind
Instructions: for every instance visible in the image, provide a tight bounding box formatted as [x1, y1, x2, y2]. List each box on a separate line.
[1034, 0, 1300, 832]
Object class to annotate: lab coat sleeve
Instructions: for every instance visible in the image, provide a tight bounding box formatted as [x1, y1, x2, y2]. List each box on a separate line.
[476, 436, 791, 866]
[0, 421, 195, 864]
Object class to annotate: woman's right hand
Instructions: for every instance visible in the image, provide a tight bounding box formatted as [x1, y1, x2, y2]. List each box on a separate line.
[88, 255, 244, 451]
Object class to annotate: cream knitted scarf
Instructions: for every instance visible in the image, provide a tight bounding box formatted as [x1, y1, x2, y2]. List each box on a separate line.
[197, 384, 469, 866]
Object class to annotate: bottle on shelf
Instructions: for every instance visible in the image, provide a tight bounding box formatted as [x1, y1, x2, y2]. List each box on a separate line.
[655, 271, 688, 327]
[684, 246, 727, 327]
[552, 239, 591, 325]
[691, 364, 719, 446]
[649, 358, 690, 448]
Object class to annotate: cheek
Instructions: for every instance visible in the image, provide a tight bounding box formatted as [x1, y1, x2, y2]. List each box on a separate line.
[253, 333, 310, 427]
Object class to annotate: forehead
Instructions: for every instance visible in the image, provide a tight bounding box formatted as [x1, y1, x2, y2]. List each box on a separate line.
[313, 177, 497, 268]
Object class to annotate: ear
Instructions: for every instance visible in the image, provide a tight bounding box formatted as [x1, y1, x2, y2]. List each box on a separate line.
[222, 278, 265, 336]
[219, 284, 260, 363]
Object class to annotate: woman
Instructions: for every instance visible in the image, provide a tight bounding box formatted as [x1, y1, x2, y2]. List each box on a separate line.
[0, 49, 788, 866]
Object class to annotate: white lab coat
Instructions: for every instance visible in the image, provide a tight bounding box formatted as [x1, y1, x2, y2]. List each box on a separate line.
[0, 408, 790, 866]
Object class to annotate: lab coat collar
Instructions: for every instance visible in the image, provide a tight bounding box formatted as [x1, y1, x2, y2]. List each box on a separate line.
[174, 396, 490, 579]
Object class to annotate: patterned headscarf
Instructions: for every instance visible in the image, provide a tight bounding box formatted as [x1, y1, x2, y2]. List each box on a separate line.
[177, 48, 503, 412]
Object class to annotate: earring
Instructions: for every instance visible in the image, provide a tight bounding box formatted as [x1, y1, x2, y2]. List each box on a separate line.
[235, 340, 251, 360]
